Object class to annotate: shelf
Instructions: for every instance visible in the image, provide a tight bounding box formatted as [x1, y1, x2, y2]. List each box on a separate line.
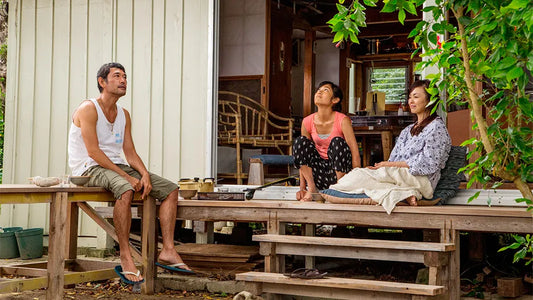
[355, 53, 420, 62]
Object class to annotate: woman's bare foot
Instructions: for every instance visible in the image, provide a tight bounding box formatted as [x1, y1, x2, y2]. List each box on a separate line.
[406, 195, 418, 206]
[301, 190, 314, 202]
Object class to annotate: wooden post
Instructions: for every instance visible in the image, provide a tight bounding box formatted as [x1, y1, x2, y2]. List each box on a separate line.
[304, 224, 315, 269]
[47, 192, 68, 300]
[441, 222, 460, 300]
[303, 30, 315, 117]
[141, 197, 157, 294]
[65, 202, 79, 260]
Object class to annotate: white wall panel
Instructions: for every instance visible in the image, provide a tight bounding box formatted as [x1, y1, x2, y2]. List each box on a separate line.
[2, 0, 214, 246]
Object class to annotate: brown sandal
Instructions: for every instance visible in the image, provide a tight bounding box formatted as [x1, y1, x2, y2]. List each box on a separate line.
[284, 268, 328, 279]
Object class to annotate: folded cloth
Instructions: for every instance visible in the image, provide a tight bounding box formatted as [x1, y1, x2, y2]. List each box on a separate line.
[329, 167, 433, 214]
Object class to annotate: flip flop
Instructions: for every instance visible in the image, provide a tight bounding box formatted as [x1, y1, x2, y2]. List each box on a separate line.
[284, 268, 327, 279]
[114, 265, 145, 285]
[155, 261, 195, 275]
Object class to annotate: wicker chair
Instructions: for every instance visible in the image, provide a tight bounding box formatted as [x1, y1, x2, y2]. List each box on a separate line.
[218, 91, 293, 184]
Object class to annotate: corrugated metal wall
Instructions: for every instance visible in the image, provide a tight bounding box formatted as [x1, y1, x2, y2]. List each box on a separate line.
[1, 0, 215, 247]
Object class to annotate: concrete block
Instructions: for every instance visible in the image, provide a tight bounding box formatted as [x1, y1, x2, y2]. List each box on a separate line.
[207, 280, 246, 294]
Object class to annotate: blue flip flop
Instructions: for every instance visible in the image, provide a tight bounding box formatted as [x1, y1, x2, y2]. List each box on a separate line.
[114, 265, 145, 285]
[155, 262, 195, 274]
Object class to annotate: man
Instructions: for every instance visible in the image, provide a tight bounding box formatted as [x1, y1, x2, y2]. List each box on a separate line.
[68, 62, 193, 284]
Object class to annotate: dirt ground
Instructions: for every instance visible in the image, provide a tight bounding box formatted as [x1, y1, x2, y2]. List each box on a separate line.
[0, 280, 234, 300]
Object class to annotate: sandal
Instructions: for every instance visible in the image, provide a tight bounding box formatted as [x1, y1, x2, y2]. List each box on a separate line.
[284, 268, 328, 279]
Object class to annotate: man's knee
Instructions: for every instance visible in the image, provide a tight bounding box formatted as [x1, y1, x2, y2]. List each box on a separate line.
[118, 189, 134, 202]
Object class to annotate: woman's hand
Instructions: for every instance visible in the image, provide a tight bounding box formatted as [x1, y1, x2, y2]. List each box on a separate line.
[367, 161, 409, 170]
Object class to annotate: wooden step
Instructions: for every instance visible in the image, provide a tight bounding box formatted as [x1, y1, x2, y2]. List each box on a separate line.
[254, 234, 454, 264]
[236, 271, 445, 299]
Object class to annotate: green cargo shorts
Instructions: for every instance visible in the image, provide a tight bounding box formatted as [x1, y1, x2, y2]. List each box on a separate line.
[82, 164, 178, 200]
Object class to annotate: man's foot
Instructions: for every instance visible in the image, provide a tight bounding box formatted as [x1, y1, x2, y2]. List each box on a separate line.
[158, 249, 192, 271]
[406, 195, 418, 206]
[119, 257, 144, 282]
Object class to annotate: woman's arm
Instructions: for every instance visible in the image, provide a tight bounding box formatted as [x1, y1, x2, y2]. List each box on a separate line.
[341, 117, 361, 168]
[405, 120, 451, 176]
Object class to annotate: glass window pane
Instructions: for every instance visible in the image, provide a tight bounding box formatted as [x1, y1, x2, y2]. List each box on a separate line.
[368, 67, 407, 104]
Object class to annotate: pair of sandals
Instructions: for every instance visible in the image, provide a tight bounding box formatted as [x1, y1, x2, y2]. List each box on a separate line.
[284, 268, 328, 279]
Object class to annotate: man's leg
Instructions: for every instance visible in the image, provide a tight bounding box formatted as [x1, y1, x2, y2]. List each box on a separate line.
[113, 190, 143, 281]
[157, 189, 191, 270]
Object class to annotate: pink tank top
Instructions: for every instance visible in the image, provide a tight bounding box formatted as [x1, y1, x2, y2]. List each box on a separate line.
[303, 112, 347, 159]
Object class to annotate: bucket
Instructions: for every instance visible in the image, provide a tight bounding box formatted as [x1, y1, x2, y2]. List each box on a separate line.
[15, 228, 44, 259]
[0, 227, 23, 259]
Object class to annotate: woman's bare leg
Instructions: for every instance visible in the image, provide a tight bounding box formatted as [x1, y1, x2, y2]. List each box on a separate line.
[300, 165, 317, 201]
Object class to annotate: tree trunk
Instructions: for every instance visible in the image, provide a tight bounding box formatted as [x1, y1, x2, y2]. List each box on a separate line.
[453, 6, 532, 201]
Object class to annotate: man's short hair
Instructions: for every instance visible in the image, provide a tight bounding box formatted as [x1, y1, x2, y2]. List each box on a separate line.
[97, 62, 126, 92]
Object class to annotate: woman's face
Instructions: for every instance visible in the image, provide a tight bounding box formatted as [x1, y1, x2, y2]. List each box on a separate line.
[314, 84, 337, 106]
[408, 86, 429, 115]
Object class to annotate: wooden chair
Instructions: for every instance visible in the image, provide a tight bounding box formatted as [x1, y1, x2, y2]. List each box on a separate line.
[218, 91, 293, 184]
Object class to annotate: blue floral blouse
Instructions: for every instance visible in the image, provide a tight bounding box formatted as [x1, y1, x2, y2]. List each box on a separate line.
[388, 117, 451, 189]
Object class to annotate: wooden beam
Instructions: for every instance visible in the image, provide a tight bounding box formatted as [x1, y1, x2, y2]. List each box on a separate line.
[303, 30, 316, 117]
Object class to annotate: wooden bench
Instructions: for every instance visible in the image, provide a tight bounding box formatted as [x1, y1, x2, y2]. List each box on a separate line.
[237, 234, 456, 299]
[0, 185, 157, 300]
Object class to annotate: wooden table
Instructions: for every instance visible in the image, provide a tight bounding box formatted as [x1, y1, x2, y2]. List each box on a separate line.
[0, 185, 157, 299]
[353, 125, 403, 166]
[176, 199, 532, 299]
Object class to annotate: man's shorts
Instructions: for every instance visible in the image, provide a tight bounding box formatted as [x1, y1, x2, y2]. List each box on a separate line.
[82, 164, 178, 200]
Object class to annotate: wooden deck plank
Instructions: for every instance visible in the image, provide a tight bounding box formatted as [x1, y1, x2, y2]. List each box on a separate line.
[236, 272, 445, 296]
[254, 234, 455, 252]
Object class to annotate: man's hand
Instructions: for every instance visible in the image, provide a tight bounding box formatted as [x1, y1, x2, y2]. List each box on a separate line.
[139, 173, 152, 199]
[126, 175, 142, 192]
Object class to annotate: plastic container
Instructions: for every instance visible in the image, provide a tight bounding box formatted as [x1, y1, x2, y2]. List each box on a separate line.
[0, 227, 23, 258]
[15, 228, 44, 259]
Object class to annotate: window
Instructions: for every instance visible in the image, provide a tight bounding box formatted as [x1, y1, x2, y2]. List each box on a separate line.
[367, 66, 408, 104]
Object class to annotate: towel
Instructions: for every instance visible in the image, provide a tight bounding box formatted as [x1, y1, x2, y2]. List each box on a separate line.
[329, 167, 433, 214]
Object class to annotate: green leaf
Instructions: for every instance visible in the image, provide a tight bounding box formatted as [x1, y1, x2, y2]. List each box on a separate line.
[513, 247, 528, 263]
[363, 0, 377, 7]
[398, 9, 406, 25]
[506, 66, 524, 81]
[405, 2, 417, 15]
[336, 3, 349, 14]
[382, 1, 398, 13]
[333, 31, 344, 43]
[468, 191, 481, 203]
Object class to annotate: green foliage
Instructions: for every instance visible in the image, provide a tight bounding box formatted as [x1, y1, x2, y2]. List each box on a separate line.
[329, 0, 533, 201]
[498, 234, 533, 265]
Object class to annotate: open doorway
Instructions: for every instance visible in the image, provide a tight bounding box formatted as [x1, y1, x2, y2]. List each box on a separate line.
[216, 0, 420, 182]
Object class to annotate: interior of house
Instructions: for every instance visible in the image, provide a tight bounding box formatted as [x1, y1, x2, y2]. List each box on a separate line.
[216, 0, 430, 183]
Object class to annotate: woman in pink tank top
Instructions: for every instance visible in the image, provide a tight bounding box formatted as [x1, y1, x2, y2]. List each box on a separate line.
[293, 81, 361, 201]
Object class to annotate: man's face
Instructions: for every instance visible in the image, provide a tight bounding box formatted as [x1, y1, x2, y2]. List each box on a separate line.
[103, 68, 127, 96]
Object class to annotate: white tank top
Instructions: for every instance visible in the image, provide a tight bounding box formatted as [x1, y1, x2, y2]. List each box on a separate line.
[68, 98, 127, 176]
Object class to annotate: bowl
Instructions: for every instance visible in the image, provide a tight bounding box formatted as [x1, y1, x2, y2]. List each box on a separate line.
[179, 189, 197, 199]
[69, 176, 91, 186]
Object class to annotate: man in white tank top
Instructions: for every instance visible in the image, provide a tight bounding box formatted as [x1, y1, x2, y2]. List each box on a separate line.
[68, 63, 192, 284]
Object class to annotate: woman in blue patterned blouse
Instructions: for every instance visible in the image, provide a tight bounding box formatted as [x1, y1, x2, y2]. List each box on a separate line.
[368, 79, 451, 205]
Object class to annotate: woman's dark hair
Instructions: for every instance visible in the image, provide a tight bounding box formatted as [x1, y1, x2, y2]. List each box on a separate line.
[409, 79, 438, 136]
[317, 81, 343, 112]
[97, 62, 126, 92]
